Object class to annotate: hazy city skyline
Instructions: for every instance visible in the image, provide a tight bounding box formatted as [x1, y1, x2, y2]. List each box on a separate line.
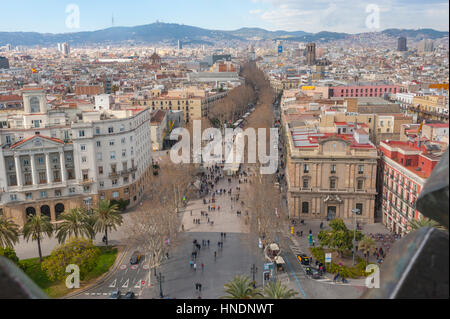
[0, 0, 448, 34]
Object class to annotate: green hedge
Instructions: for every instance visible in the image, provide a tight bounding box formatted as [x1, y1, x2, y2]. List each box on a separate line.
[0, 247, 19, 264]
[310, 247, 372, 278]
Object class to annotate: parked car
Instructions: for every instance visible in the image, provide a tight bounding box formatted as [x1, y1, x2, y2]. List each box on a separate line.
[110, 290, 121, 299]
[124, 291, 136, 299]
[130, 251, 142, 265]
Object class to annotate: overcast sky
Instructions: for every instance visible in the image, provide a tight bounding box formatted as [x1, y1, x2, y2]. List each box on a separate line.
[0, 0, 448, 33]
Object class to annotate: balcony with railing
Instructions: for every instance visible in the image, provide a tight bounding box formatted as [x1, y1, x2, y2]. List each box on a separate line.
[80, 178, 94, 185]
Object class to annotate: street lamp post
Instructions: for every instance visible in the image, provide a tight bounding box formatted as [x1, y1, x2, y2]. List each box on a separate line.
[352, 208, 361, 266]
[156, 272, 164, 298]
[250, 264, 258, 288]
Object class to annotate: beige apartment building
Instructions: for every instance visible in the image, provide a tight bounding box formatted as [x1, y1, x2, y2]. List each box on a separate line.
[410, 95, 448, 122]
[139, 88, 226, 122]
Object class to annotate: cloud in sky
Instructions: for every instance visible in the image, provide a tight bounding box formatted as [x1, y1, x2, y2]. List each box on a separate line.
[248, 0, 449, 32]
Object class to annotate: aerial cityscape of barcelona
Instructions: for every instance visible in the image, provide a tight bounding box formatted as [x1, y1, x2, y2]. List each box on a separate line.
[0, 0, 448, 310]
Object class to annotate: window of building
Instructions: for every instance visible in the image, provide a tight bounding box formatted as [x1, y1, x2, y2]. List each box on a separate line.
[301, 201, 310, 214]
[122, 149, 126, 157]
[41, 191, 47, 198]
[108, 127, 114, 133]
[110, 140, 115, 146]
[99, 182, 104, 188]
[330, 178, 336, 189]
[79, 130, 85, 137]
[358, 165, 364, 174]
[96, 127, 101, 134]
[112, 179, 118, 186]
[303, 178, 309, 188]
[110, 151, 116, 160]
[69, 187, 76, 194]
[55, 190, 61, 197]
[331, 164, 336, 174]
[26, 193, 32, 200]
[81, 145, 86, 151]
[82, 156, 87, 163]
[98, 166, 103, 175]
[121, 138, 126, 144]
[112, 191, 119, 198]
[304, 164, 309, 174]
[120, 124, 125, 132]
[356, 203, 363, 214]
[83, 186, 90, 193]
[357, 179, 364, 190]
[37, 157, 44, 165]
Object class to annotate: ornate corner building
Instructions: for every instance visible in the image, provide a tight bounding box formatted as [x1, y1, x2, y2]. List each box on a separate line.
[0, 88, 153, 227]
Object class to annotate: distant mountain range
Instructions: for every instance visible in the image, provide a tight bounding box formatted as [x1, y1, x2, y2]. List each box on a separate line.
[0, 23, 448, 47]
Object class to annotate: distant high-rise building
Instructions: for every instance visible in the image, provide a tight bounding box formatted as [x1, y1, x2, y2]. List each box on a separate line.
[397, 37, 407, 51]
[0, 56, 9, 69]
[306, 43, 316, 65]
[61, 42, 70, 56]
[177, 40, 183, 50]
[418, 39, 434, 52]
[57, 43, 62, 52]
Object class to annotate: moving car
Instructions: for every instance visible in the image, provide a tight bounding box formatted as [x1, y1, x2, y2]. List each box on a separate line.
[297, 254, 310, 266]
[124, 291, 136, 299]
[130, 251, 142, 265]
[110, 290, 121, 299]
[306, 267, 322, 279]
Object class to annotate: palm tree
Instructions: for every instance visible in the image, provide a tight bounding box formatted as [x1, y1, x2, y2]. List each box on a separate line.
[22, 215, 54, 263]
[55, 208, 95, 244]
[263, 280, 299, 299]
[358, 236, 377, 264]
[0, 216, 20, 248]
[222, 275, 263, 299]
[409, 216, 446, 232]
[93, 200, 122, 247]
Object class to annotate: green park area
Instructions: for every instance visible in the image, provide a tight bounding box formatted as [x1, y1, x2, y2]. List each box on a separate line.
[19, 245, 118, 298]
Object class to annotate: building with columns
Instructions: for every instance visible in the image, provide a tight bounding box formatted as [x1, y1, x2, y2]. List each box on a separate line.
[0, 88, 153, 227]
[284, 111, 378, 224]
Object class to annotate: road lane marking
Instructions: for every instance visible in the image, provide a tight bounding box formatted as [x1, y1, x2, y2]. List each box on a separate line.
[122, 279, 129, 288]
[282, 253, 307, 299]
[109, 279, 117, 288]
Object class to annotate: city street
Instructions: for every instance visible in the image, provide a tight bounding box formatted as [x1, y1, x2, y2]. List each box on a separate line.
[70, 248, 151, 299]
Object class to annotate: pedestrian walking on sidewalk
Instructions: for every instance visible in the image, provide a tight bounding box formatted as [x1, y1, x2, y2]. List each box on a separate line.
[190, 260, 193, 268]
[193, 263, 197, 271]
[333, 271, 340, 283]
[201, 263, 204, 271]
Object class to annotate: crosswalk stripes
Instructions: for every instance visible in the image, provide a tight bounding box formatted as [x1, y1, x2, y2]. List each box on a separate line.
[289, 245, 304, 255]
